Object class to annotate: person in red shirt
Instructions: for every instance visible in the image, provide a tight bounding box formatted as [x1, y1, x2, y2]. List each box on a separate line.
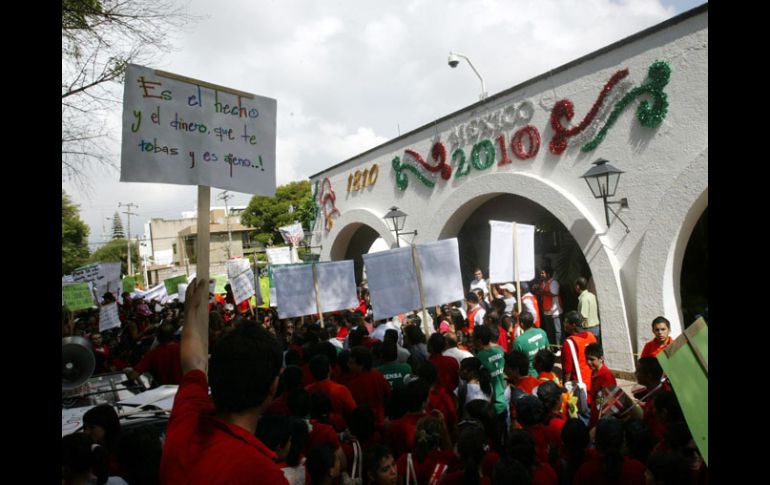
[417, 362, 458, 442]
[427, 332, 460, 394]
[307, 354, 357, 421]
[633, 357, 671, 442]
[640, 316, 674, 358]
[385, 379, 430, 458]
[585, 343, 617, 428]
[574, 417, 646, 485]
[159, 278, 288, 484]
[345, 346, 391, 426]
[90, 333, 111, 374]
[128, 322, 182, 386]
[561, 311, 598, 395]
[537, 380, 568, 455]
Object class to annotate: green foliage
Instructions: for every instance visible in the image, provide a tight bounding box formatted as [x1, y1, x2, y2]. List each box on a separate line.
[111, 211, 125, 239]
[241, 180, 313, 244]
[62, 191, 90, 275]
[89, 239, 139, 276]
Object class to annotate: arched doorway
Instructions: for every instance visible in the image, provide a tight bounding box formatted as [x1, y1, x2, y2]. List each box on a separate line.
[680, 207, 708, 327]
[446, 193, 594, 338]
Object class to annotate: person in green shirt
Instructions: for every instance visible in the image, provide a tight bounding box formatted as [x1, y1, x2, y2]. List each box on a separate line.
[375, 341, 412, 390]
[511, 311, 549, 377]
[473, 325, 508, 419]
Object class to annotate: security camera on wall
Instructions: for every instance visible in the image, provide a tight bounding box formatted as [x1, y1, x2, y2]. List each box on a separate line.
[448, 53, 460, 68]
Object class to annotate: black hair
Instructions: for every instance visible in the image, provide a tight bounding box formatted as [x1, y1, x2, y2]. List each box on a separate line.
[564, 310, 584, 327]
[624, 419, 654, 464]
[652, 316, 671, 329]
[380, 341, 398, 362]
[383, 328, 399, 344]
[275, 365, 304, 397]
[646, 451, 691, 485]
[595, 417, 625, 482]
[287, 388, 311, 417]
[636, 356, 664, 382]
[533, 348, 556, 373]
[515, 395, 545, 427]
[364, 445, 394, 483]
[456, 423, 488, 485]
[348, 326, 367, 348]
[255, 415, 293, 451]
[208, 321, 283, 413]
[561, 418, 589, 479]
[115, 426, 163, 485]
[404, 325, 426, 345]
[306, 443, 337, 484]
[518, 311, 534, 330]
[62, 433, 105, 484]
[463, 399, 503, 454]
[506, 429, 536, 471]
[309, 354, 331, 381]
[490, 299, 506, 316]
[472, 324, 492, 345]
[413, 415, 444, 462]
[157, 322, 176, 343]
[416, 361, 438, 386]
[492, 457, 532, 485]
[575, 277, 588, 291]
[460, 357, 492, 396]
[427, 332, 447, 354]
[654, 391, 684, 424]
[286, 417, 309, 466]
[505, 350, 530, 376]
[404, 378, 430, 412]
[349, 404, 376, 442]
[349, 346, 373, 370]
[585, 342, 603, 359]
[465, 292, 480, 304]
[310, 391, 333, 423]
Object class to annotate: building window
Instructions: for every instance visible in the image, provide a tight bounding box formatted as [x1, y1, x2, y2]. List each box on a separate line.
[172, 243, 177, 255]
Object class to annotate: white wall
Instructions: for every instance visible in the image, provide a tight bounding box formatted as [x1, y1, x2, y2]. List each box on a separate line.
[310, 10, 707, 371]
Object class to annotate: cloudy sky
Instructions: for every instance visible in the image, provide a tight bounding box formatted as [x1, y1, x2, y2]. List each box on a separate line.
[63, 0, 706, 249]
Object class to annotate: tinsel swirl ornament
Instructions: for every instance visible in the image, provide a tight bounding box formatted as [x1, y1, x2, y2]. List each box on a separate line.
[581, 60, 671, 152]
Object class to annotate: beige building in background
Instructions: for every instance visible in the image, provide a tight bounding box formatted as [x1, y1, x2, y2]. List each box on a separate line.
[145, 207, 260, 284]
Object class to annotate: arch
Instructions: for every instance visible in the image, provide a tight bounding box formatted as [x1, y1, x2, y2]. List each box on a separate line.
[427, 171, 636, 371]
[635, 149, 708, 349]
[324, 208, 396, 262]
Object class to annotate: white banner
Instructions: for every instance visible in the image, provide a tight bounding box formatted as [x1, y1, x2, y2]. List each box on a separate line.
[226, 258, 255, 303]
[266, 246, 293, 265]
[273, 261, 357, 319]
[120, 64, 277, 195]
[416, 239, 465, 308]
[99, 302, 121, 332]
[278, 222, 304, 246]
[134, 283, 169, 302]
[488, 221, 536, 283]
[177, 284, 188, 303]
[363, 247, 420, 321]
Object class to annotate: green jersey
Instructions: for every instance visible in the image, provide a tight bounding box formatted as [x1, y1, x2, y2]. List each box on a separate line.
[476, 346, 508, 415]
[512, 327, 549, 376]
[376, 362, 412, 390]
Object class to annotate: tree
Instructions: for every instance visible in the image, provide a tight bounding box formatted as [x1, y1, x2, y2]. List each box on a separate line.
[89, 238, 139, 276]
[241, 181, 313, 245]
[62, 0, 194, 186]
[111, 211, 125, 239]
[62, 190, 91, 275]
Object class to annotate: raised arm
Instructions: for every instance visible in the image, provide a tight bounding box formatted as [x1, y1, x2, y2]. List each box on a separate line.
[181, 278, 210, 375]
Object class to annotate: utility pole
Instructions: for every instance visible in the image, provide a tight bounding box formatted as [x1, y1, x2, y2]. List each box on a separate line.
[119, 202, 139, 276]
[217, 190, 234, 259]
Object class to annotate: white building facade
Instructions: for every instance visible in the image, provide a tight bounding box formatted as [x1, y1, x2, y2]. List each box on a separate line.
[309, 6, 707, 372]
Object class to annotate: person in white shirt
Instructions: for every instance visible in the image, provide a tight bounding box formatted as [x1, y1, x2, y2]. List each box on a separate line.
[469, 268, 489, 298]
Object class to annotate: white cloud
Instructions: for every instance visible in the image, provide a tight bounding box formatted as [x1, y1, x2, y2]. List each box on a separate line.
[65, 0, 704, 246]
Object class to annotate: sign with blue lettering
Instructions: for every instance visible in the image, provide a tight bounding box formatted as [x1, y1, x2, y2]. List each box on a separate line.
[120, 64, 277, 195]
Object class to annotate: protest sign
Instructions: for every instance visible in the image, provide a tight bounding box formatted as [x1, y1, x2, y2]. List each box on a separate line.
[266, 246, 292, 265]
[99, 302, 121, 332]
[120, 64, 277, 195]
[63, 283, 95, 311]
[415, 239, 465, 309]
[163, 275, 188, 296]
[226, 258, 255, 303]
[488, 221, 535, 283]
[273, 260, 357, 319]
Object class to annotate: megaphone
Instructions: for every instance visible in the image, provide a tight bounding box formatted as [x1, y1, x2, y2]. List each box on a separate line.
[62, 336, 96, 391]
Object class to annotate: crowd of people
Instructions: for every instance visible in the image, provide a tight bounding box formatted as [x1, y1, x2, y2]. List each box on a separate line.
[62, 267, 706, 485]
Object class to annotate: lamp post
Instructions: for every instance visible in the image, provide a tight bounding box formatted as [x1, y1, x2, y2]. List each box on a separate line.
[580, 159, 630, 233]
[448, 51, 488, 100]
[384, 206, 418, 248]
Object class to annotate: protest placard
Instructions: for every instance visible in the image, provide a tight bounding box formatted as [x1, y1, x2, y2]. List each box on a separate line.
[226, 258, 255, 303]
[63, 283, 95, 311]
[99, 302, 121, 332]
[273, 260, 357, 319]
[488, 221, 535, 283]
[120, 64, 277, 195]
[163, 275, 188, 296]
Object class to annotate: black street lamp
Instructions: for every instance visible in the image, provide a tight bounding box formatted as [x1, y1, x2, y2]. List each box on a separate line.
[580, 159, 630, 233]
[384, 206, 418, 248]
